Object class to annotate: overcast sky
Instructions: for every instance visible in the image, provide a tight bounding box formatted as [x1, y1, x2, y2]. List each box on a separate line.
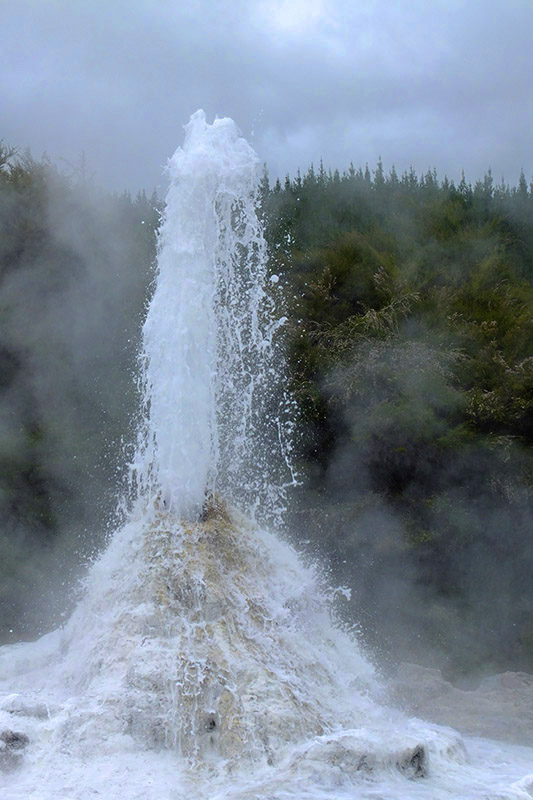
[3, 0, 533, 192]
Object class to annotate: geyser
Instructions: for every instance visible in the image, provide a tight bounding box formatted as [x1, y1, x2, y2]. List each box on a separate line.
[133, 109, 294, 524]
[0, 111, 532, 799]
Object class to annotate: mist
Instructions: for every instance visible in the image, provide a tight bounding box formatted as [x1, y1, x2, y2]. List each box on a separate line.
[272, 162, 533, 680]
[292, 337, 533, 678]
[0, 152, 158, 640]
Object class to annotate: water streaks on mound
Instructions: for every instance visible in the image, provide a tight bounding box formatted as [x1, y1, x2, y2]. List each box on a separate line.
[1, 503, 532, 798]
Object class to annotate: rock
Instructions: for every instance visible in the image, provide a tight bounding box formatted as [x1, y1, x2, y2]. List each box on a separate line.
[0, 729, 29, 772]
[397, 743, 427, 778]
[388, 663, 533, 746]
[392, 662, 454, 713]
[288, 731, 429, 782]
[0, 692, 56, 719]
[479, 671, 533, 693]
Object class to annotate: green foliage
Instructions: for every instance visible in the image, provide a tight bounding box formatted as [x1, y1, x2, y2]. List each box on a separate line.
[263, 159, 533, 675]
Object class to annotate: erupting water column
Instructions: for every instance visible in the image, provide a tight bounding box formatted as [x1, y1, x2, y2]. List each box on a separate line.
[134, 109, 293, 523]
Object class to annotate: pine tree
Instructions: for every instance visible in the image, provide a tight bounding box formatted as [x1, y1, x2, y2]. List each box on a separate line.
[373, 157, 385, 190]
[517, 168, 529, 201]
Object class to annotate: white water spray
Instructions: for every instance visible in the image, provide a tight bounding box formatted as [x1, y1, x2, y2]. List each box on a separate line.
[133, 110, 294, 524]
[0, 113, 532, 799]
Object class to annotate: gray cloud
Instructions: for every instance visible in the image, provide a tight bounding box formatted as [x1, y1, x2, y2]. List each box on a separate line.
[2, 0, 533, 190]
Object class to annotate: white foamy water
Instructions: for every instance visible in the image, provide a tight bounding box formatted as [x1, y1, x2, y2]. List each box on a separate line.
[132, 110, 295, 525]
[1, 112, 532, 799]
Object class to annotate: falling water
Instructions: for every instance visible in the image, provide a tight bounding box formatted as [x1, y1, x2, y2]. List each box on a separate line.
[132, 109, 295, 525]
[0, 112, 532, 799]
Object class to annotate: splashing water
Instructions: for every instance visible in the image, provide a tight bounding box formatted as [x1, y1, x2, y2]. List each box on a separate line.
[132, 110, 295, 525]
[0, 112, 532, 800]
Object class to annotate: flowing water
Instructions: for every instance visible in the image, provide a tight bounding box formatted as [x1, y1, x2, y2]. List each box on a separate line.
[1, 111, 532, 799]
[131, 110, 295, 525]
